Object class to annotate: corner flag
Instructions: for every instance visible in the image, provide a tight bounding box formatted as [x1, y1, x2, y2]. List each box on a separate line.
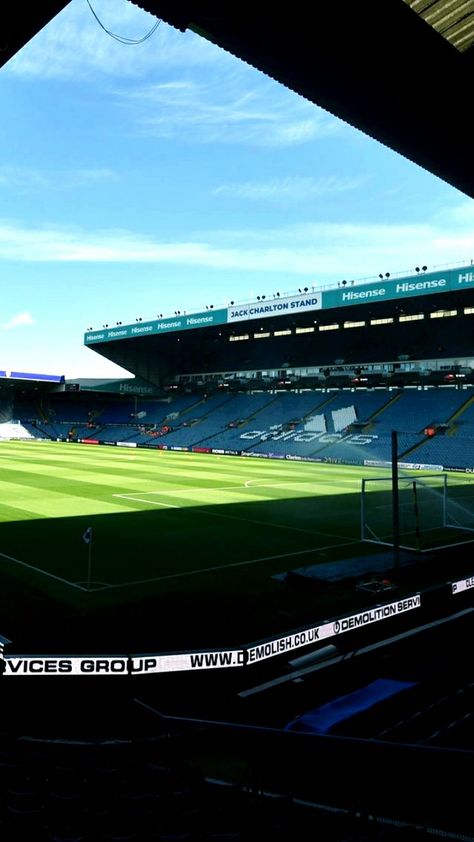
[82, 527, 93, 544]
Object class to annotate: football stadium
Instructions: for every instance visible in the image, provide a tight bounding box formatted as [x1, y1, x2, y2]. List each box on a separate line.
[2, 263, 474, 836]
[1, 3, 474, 841]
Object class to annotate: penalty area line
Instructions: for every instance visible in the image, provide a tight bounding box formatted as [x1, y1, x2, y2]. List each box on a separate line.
[114, 494, 178, 508]
[244, 479, 358, 490]
[113, 493, 352, 543]
[113, 484, 248, 498]
[0, 550, 87, 591]
[90, 539, 357, 591]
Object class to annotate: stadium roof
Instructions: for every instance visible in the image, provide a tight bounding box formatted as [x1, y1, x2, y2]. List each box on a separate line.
[2, 1, 474, 199]
[83, 272, 474, 386]
[403, 0, 474, 52]
[0, 370, 65, 394]
[1, 2, 70, 69]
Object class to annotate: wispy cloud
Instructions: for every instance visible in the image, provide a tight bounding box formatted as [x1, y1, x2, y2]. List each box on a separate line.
[1, 312, 35, 330]
[6, 0, 339, 148]
[0, 166, 117, 192]
[7, 0, 228, 80]
[213, 175, 367, 201]
[439, 199, 474, 225]
[120, 77, 339, 147]
[0, 205, 473, 279]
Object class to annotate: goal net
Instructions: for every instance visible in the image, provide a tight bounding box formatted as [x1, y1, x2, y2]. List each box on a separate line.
[361, 472, 474, 552]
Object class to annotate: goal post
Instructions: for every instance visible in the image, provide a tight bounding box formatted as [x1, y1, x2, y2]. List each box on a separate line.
[361, 472, 474, 552]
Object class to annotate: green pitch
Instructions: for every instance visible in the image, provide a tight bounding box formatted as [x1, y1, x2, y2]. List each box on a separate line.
[0, 440, 471, 652]
[0, 440, 365, 588]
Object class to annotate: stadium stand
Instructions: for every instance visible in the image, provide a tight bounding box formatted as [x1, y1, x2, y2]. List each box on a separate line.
[2, 607, 473, 842]
[369, 387, 470, 435]
[0, 421, 34, 440]
[405, 434, 474, 470]
[0, 732, 440, 841]
[452, 396, 474, 435]
[8, 385, 474, 469]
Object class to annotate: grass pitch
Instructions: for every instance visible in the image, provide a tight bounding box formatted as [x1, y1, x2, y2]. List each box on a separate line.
[0, 440, 364, 588]
[0, 440, 472, 653]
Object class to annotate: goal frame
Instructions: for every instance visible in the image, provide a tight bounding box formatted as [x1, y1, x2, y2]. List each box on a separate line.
[361, 472, 474, 553]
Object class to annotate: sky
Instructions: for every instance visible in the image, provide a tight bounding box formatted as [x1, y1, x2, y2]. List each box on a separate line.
[1, 0, 474, 380]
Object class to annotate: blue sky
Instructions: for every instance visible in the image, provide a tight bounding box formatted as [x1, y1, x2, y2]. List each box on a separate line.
[1, 0, 473, 379]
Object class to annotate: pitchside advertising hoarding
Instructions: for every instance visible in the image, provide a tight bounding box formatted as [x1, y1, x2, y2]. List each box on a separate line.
[83, 265, 474, 346]
[246, 594, 421, 663]
[2, 593, 422, 676]
[3, 650, 245, 676]
[451, 575, 474, 595]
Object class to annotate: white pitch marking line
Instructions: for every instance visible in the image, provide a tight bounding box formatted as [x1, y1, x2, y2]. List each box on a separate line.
[113, 485, 250, 497]
[113, 480, 336, 498]
[73, 580, 112, 589]
[0, 550, 87, 591]
[114, 494, 178, 507]
[92, 540, 358, 591]
[112, 493, 351, 542]
[244, 479, 357, 489]
[245, 479, 310, 489]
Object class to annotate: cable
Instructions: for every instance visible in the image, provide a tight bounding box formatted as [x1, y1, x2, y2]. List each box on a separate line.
[85, 0, 161, 45]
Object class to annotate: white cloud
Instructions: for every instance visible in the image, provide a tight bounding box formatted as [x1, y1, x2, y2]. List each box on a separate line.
[0, 207, 473, 281]
[6, 0, 339, 148]
[0, 166, 117, 191]
[214, 175, 367, 201]
[7, 0, 228, 80]
[438, 199, 474, 225]
[0, 168, 50, 190]
[121, 77, 339, 147]
[1, 312, 35, 330]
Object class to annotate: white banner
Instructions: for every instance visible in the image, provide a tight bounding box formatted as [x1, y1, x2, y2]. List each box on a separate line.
[130, 650, 244, 673]
[246, 595, 421, 663]
[330, 595, 420, 635]
[2, 596, 422, 674]
[451, 576, 474, 595]
[364, 460, 443, 471]
[247, 623, 334, 664]
[3, 650, 245, 676]
[228, 293, 321, 323]
[4, 657, 129, 675]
